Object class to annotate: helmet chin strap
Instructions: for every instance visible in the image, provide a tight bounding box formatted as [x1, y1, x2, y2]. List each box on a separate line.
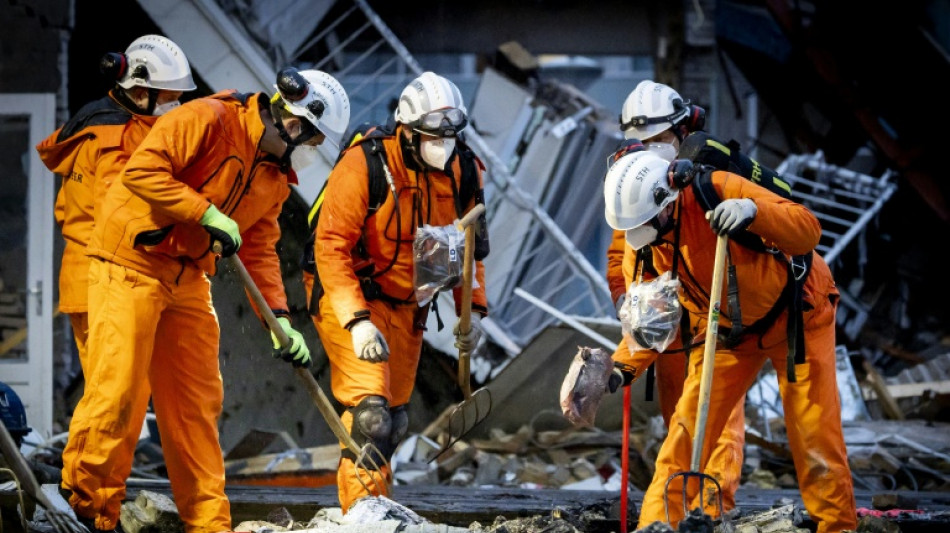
[113, 86, 159, 115]
[400, 130, 425, 172]
[269, 105, 302, 172]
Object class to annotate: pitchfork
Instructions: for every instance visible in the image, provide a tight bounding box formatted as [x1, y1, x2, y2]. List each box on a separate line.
[664, 233, 728, 525]
[431, 204, 492, 459]
[0, 418, 90, 533]
[216, 244, 389, 495]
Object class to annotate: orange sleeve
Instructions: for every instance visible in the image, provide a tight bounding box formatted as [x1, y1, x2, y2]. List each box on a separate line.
[452, 160, 488, 316]
[314, 147, 374, 328]
[715, 170, 821, 255]
[121, 104, 216, 225]
[606, 229, 627, 303]
[238, 187, 291, 316]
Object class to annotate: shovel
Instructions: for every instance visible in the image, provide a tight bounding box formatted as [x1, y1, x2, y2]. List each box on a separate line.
[0, 419, 90, 533]
[215, 244, 389, 494]
[664, 233, 728, 525]
[431, 204, 492, 458]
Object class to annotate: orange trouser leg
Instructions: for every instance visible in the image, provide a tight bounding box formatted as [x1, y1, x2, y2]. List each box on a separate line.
[69, 312, 90, 370]
[310, 279, 422, 512]
[637, 340, 759, 530]
[148, 270, 230, 533]
[62, 261, 156, 530]
[634, 349, 744, 515]
[62, 310, 153, 517]
[654, 350, 684, 427]
[774, 305, 856, 533]
[61, 312, 89, 492]
[337, 409, 392, 511]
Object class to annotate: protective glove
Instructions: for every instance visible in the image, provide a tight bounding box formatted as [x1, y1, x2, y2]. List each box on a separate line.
[707, 198, 757, 236]
[453, 313, 483, 352]
[200, 204, 242, 257]
[607, 365, 635, 393]
[350, 319, 389, 363]
[270, 316, 311, 368]
[614, 294, 626, 320]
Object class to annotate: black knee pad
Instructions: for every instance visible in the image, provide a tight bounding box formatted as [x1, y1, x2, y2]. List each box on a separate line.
[389, 404, 409, 449]
[345, 396, 392, 469]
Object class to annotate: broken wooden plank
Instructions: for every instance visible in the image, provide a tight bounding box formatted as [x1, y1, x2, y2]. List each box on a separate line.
[862, 381, 950, 400]
[863, 359, 906, 420]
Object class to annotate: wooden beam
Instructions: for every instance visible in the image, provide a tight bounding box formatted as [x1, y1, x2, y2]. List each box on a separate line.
[862, 360, 905, 420]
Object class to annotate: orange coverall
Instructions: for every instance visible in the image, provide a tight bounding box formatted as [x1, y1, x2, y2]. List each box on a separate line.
[70, 90, 293, 533]
[606, 230, 745, 514]
[306, 125, 488, 511]
[635, 171, 855, 532]
[36, 92, 158, 522]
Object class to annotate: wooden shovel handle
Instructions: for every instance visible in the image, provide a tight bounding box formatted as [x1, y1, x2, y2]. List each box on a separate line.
[217, 246, 359, 456]
[690, 233, 728, 471]
[455, 204, 485, 399]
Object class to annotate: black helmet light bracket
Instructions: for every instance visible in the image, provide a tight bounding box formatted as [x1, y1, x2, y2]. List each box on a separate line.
[619, 98, 707, 139]
[272, 67, 324, 147]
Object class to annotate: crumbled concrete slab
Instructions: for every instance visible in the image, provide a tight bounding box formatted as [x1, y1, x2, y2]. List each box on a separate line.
[119, 490, 184, 533]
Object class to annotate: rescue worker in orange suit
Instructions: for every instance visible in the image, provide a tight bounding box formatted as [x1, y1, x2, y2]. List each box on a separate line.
[604, 149, 855, 533]
[305, 71, 488, 512]
[35, 34, 197, 532]
[64, 67, 349, 533]
[602, 80, 746, 517]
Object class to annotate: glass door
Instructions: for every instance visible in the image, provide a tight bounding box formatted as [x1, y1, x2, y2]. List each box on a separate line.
[0, 93, 56, 440]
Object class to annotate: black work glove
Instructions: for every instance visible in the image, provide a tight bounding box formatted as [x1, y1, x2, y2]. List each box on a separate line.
[668, 159, 697, 189]
[607, 365, 635, 393]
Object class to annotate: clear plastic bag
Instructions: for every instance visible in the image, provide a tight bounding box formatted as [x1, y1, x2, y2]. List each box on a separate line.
[412, 223, 464, 307]
[620, 271, 683, 353]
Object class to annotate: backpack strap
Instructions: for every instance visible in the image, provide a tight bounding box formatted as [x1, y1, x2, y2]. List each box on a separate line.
[691, 171, 771, 253]
[784, 252, 813, 383]
[690, 171, 813, 380]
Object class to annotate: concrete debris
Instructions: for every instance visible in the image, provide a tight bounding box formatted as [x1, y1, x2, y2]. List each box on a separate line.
[235, 498, 469, 533]
[119, 490, 184, 533]
[730, 504, 806, 533]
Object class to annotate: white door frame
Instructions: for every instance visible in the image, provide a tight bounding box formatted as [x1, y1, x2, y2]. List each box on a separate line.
[0, 93, 56, 439]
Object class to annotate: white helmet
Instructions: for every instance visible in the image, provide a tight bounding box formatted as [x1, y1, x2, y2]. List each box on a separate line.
[117, 35, 196, 92]
[272, 68, 350, 152]
[394, 71, 467, 135]
[620, 80, 689, 140]
[604, 150, 677, 231]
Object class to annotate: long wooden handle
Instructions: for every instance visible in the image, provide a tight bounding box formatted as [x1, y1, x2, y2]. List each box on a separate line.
[690, 233, 728, 471]
[219, 248, 359, 456]
[454, 204, 485, 399]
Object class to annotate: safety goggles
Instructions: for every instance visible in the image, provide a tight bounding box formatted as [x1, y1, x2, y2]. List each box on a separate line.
[410, 108, 468, 137]
[605, 139, 645, 171]
[619, 98, 690, 131]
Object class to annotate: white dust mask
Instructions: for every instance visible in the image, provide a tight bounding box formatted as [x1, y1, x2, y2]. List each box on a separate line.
[290, 144, 320, 171]
[645, 142, 677, 163]
[420, 137, 456, 170]
[152, 100, 181, 116]
[625, 224, 659, 251]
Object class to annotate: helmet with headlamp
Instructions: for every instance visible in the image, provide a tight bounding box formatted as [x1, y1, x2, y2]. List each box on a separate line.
[271, 67, 350, 152]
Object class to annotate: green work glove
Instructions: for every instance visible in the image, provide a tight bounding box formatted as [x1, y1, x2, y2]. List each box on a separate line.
[270, 316, 311, 368]
[200, 204, 242, 257]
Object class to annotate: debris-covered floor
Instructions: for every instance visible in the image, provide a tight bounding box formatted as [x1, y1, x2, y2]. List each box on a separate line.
[5, 409, 950, 533]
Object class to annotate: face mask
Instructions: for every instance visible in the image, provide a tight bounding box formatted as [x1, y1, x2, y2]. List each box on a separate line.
[625, 225, 658, 250]
[419, 137, 456, 170]
[152, 100, 181, 116]
[290, 144, 320, 171]
[645, 142, 676, 163]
